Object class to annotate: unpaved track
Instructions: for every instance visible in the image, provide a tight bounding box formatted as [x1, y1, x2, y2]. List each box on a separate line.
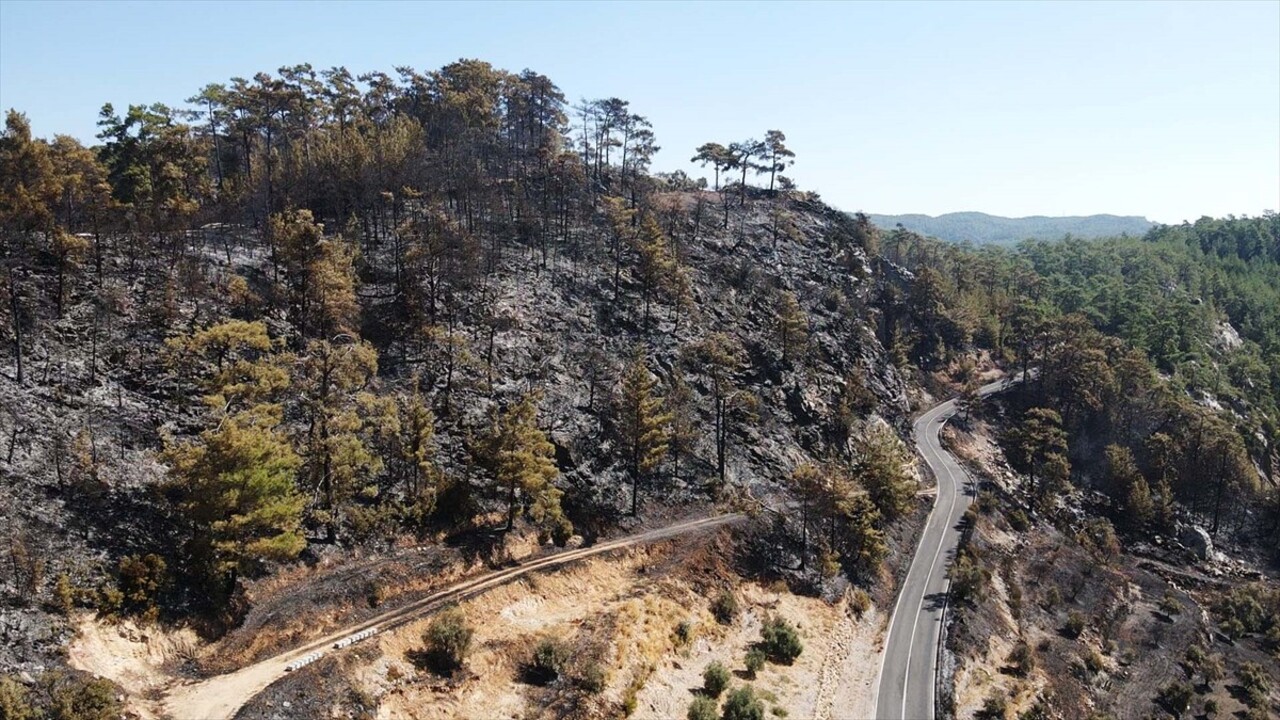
[162, 513, 743, 720]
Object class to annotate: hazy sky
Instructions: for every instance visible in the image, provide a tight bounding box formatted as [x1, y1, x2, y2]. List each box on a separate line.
[2, 0, 1276, 224]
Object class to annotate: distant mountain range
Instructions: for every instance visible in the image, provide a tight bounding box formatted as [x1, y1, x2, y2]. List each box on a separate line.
[866, 211, 1155, 245]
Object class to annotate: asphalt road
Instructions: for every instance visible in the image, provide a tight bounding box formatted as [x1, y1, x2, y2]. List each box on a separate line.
[875, 376, 1015, 720]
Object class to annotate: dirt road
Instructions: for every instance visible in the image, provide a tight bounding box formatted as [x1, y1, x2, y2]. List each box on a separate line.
[161, 513, 744, 720]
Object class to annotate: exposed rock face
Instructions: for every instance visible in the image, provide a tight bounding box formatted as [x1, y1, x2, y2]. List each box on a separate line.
[1178, 524, 1214, 561]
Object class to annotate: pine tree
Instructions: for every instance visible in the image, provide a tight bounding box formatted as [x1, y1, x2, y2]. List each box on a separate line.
[478, 393, 571, 541]
[293, 338, 383, 542]
[761, 130, 794, 194]
[788, 463, 824, 570]
[957, 379, 983, 421]
[165, 319, 289, 422]
[1002, 407, 1069, 500]
[666, 373, 698, 484]
[687, 333, 749, 486]
[853, 423, 916, 521]
[0, 111, 60, 384]
[270, 208, 360, 341]
[776, 289, 808, 366]
[1105, 444, 1153, 530]
[634, 214, 677, 327]
[615, 353, 671, 516]
[691, 142, 733, 191]
[389, 380, 442, 519]
[164, 415, 305, 594]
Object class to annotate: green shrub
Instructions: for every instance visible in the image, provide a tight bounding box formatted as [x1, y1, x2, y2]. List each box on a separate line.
[849, 588, 871, 618]
[621, 667, 650, 717]
[1158, 590, 1182, 616]
[11, 671, 123, 720]
[711, 591, 739, 625]
[759, 616, 803, 664]
[722, 686, 765, 720]
[676, 620, 694, 645]
[1007, 508, 1030, 532]
[366, 580, 386, 608]
[1202, 698, 1218, 717]
[688, 696, 718, 720]
[1238, 661, 1271, 708]
[53, 573, 76, 616]
[1083, 648, 1105, 674]
[1008, 640, 1035, 677]
[95, 585, 123, 617]
[702, 662, 730, 697]
[1064, 610, 1086, 639]
[423, 608, 473, 675]
[116, 553, 167, 617]
[1155, 680, 1193, 716]
[745, 648, 766, 678]
[526, 636, 571, 685]
[977, 693, 1007, 720]
[577, 660, 606, 694]
[0, 676, 34, 720]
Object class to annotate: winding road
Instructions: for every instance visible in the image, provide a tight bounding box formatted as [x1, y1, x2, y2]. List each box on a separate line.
[161, 513, 743, 720]
[875, 376, 1017, 720]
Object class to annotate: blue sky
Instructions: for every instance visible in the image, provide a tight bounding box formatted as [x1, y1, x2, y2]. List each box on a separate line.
[1, 0, 1276, 223]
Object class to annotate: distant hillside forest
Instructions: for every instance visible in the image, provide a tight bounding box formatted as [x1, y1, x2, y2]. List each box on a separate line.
[868, 211, 1155, 245]
[872, 213, 1280, 545]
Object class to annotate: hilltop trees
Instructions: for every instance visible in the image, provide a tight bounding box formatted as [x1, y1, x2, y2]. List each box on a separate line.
[761, 130, 794, 193]
[691, 142, 733, 191]
[728, 139, 764, 206]
[693, 131, 796, 200]
[1, 111, 61, 383]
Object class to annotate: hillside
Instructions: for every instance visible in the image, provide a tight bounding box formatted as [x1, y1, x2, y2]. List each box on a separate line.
[867, 211, 1154, 245]
[2, 57, 1277, 720]
[0, 60, 944, 719]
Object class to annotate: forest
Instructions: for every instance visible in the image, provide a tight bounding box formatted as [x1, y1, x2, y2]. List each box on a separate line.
[1, 57, 1277, 720]
[878, 213, 1279, 545]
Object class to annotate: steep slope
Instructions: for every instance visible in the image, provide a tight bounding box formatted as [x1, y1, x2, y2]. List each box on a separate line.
[0, 186, 910, 681]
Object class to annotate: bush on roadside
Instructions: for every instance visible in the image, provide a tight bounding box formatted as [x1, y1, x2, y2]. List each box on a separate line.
[423, 608, 473, 675]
